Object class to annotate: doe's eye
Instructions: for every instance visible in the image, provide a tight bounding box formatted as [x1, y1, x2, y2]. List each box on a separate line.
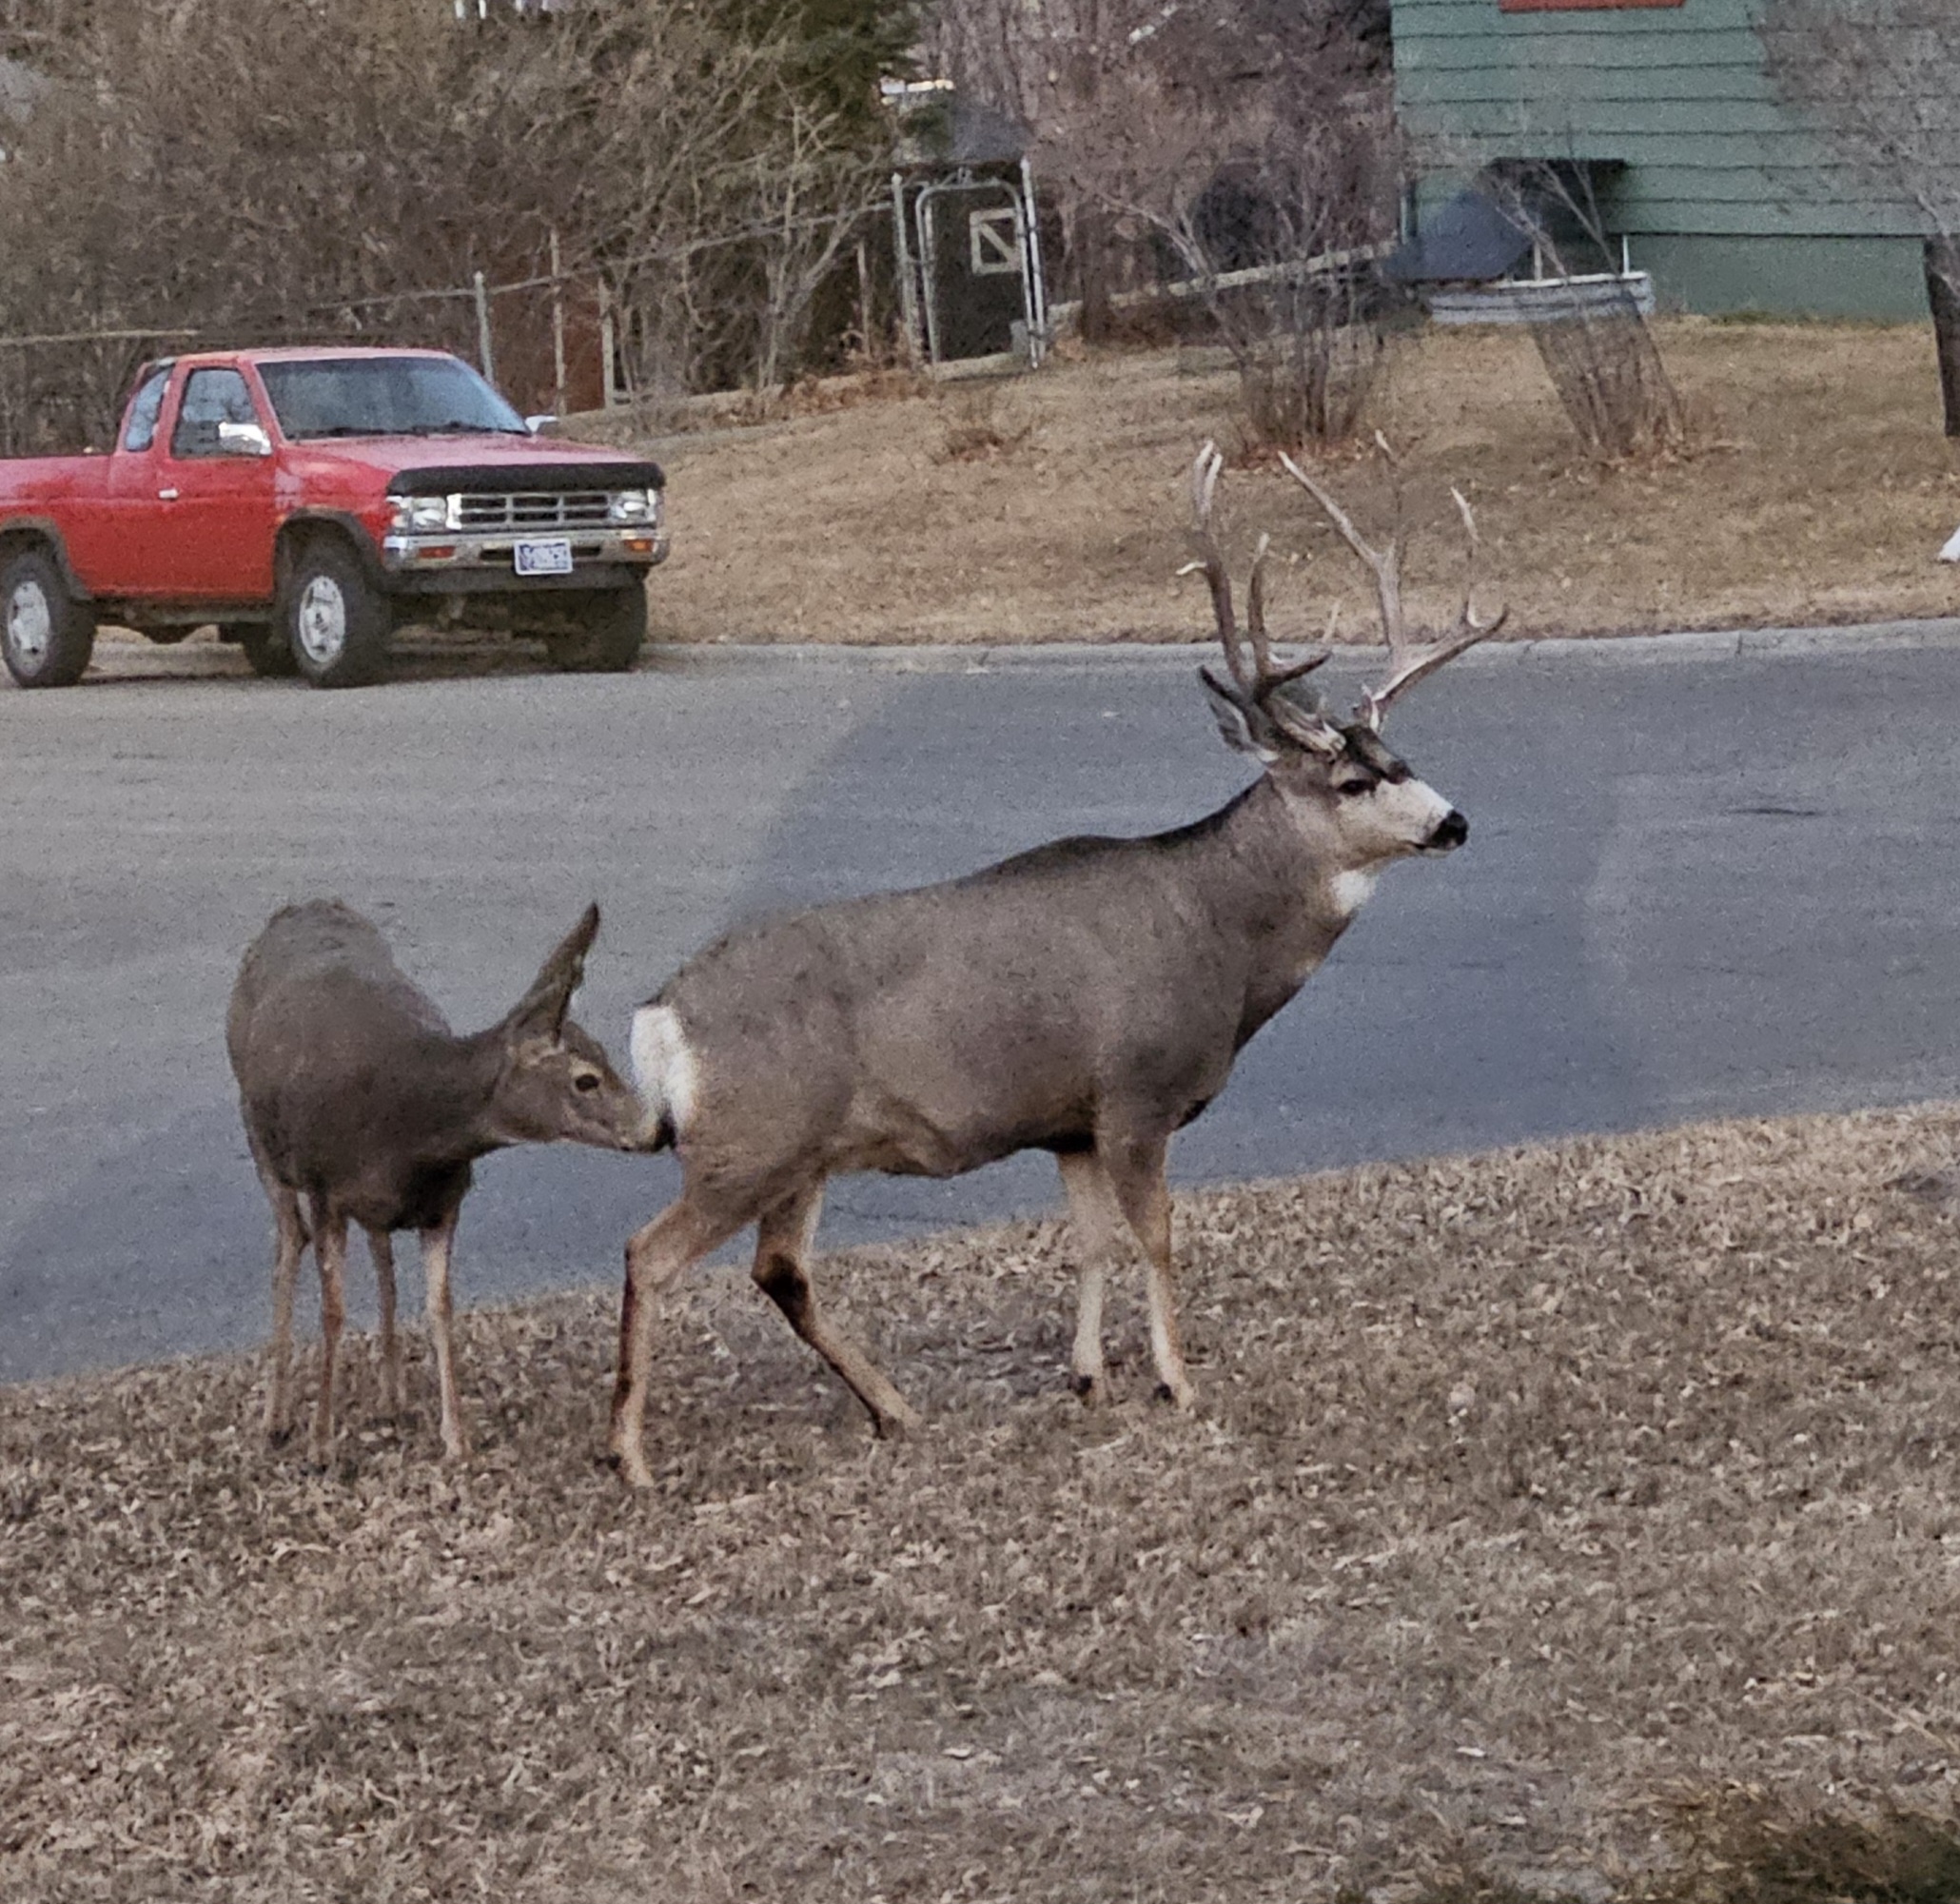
[574, 1071, 601, 1093]
[1335, 778, 1375, 799]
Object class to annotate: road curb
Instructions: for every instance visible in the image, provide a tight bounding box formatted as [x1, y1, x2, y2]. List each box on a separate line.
[645, 616, 1960, 677]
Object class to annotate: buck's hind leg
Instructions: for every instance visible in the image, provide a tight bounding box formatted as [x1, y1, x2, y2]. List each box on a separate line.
[366, 1227, 404, 1419]
[309, 1204, 350, 1465]
[1101, 1130, 1195, 1411]
[752, 1183, 921, 1440]
[1057, 1150, 1126, 1404]
[610, 1194, 742, 1489]
[260, 1162, 309, 1445]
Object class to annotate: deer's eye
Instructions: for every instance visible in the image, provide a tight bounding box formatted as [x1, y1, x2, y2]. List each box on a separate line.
[574, 1071, 601, 1093]
[1335, 778, 1375, 799]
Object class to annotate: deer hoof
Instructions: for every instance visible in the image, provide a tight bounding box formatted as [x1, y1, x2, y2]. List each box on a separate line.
[1154, 1381, 1197, 1410]
[872, 1402, 924, 1441]
[606, 1446, 658, 1491]
[1070, 1372, 1107, 1405]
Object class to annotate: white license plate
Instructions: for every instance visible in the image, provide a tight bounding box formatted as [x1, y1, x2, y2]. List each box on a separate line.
[514, 538, 574, 577]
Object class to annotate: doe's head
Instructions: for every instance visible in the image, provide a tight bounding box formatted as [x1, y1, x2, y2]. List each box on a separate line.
[491, 903, 645, 1151]
[1185, 442, 1499, 868]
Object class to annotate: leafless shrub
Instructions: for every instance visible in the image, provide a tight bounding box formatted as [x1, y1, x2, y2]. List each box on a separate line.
[933, 383, 1032, 461]
[1478, 162, 1686, 463]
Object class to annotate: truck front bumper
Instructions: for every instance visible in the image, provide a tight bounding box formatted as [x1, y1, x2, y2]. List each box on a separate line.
[380, 525, 669, 590]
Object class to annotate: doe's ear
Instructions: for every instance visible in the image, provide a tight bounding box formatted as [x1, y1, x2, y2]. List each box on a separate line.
[1199, 666, 1280, 764]
[504, 902, 600, 1042]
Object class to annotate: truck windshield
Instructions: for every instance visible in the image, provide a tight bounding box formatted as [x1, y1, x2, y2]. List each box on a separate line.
[255, 356, 528, 441]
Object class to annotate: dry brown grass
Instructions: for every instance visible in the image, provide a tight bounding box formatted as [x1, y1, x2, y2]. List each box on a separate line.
[8, 1107, 1960, 1900]
[619, 321, 1960, 645]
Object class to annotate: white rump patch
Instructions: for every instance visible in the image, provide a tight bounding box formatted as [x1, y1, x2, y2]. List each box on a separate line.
[630, 1004, 699, 1139]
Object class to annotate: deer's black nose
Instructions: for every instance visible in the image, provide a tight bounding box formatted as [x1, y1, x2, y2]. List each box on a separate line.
[1429, 810, 1468, 851]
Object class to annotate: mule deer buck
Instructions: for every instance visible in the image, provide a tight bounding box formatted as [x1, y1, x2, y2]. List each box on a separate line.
[608, 442, 1503, 1488]
[227, 899, 642, 1463]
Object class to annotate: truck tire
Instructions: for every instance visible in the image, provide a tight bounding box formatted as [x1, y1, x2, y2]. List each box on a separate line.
[232, 624, 297, 677]
[282, 539, 390, 688]
[1, 548, 96, 689]
[544, 583, 647, 673]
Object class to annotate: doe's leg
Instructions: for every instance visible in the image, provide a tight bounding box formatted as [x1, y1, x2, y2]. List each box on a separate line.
[309, 1203, 350, 1464]
[419, 1208, 467, 1461]
[1102, 1130, 1195, 1411]
[1057, 1150, 1127, 1404]
[366, 1227, 404, 1418]
[609, 1196, 742, 1489]
[260, 1166, 309, 1445]
[752, 1183, 921, 1439]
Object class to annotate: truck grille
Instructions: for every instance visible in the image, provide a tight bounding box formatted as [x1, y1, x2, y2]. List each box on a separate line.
[455, 490, 614, 530]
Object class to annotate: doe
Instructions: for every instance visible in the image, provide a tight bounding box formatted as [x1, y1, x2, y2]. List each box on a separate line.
[609, 443, 1504, 1488]
[227, 899, 642, 1462]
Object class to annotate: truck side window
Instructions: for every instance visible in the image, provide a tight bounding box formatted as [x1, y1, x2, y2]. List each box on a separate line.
[170, 368, 262, 458]
[122, 368, 171, 453]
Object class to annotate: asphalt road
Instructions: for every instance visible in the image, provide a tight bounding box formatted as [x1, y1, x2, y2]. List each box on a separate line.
[7, 628, 1960, 1383]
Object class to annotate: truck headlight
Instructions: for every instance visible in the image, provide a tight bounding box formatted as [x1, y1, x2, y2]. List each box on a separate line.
[608, 487, 660, 525]
[391, 495, 453, 532]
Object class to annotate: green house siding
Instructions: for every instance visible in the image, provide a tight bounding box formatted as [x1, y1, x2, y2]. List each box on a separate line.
[1394, 0, 1926, 316]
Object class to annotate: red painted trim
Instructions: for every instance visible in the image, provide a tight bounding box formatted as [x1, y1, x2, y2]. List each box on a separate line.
[1500, 0, 1683, 10]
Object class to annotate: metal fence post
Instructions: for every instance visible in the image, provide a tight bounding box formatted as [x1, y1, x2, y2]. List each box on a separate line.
[472, 270, 496, 386]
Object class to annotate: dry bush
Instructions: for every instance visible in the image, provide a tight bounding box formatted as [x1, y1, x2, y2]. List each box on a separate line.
[934, 383, 1034, 461]
[8, 1108, 1960, 1899]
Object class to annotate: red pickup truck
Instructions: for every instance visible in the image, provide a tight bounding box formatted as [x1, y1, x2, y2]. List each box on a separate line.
[0, 345, 669, 689]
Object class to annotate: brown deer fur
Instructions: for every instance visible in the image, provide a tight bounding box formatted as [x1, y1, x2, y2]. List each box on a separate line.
[605, 446, 1500, 1488]
[227, 899, 641, 1463]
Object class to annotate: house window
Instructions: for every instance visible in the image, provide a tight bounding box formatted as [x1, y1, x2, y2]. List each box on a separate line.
[1500, 0, 1682, 11]
[970, 206, 1023, 277]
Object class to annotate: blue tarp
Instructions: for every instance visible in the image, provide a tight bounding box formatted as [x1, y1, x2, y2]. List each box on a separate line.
[1383, 188, 1534, 285]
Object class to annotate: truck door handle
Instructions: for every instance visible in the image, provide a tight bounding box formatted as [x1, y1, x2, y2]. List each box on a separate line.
[157, 487, 179, 501]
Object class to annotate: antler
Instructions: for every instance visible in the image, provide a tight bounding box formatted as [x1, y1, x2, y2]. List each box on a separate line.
[1183, 442, 1330, 706]
[1279, 436, 1508, 733]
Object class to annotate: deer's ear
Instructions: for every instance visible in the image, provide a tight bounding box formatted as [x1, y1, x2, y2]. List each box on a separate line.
[1199, 667, 1281, 764]
[505, 902, 599, 1041]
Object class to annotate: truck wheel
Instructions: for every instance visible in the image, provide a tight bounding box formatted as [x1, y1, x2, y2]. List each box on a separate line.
[283, 540, 390, 688]
[1, 549, 96, 689]
[545, 584, 647, 673]
[233, 624, 297, 677]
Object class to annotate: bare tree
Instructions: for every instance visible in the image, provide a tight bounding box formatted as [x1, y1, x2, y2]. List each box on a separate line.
[0, 0, 898, 445]
[1758, 0, 1960, 435]
[924, 0, 1398, 449]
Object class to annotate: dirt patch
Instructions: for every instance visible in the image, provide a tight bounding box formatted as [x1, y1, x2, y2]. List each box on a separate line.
[7, 1108, 1960, 1898]
[619, 321, 1960, 645]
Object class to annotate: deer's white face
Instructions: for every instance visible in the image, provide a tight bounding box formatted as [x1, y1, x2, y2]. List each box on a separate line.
[1275, 723, 1467, 869]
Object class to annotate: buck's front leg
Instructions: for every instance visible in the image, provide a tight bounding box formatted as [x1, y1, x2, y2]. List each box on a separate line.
[1057, 1152, 1125, 1404]
[419, 1211, 467, 1461]
[1104, 1133, 1196, 1412]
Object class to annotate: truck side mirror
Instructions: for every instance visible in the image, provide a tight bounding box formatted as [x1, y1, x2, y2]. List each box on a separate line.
[216, 421, 273, 458]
